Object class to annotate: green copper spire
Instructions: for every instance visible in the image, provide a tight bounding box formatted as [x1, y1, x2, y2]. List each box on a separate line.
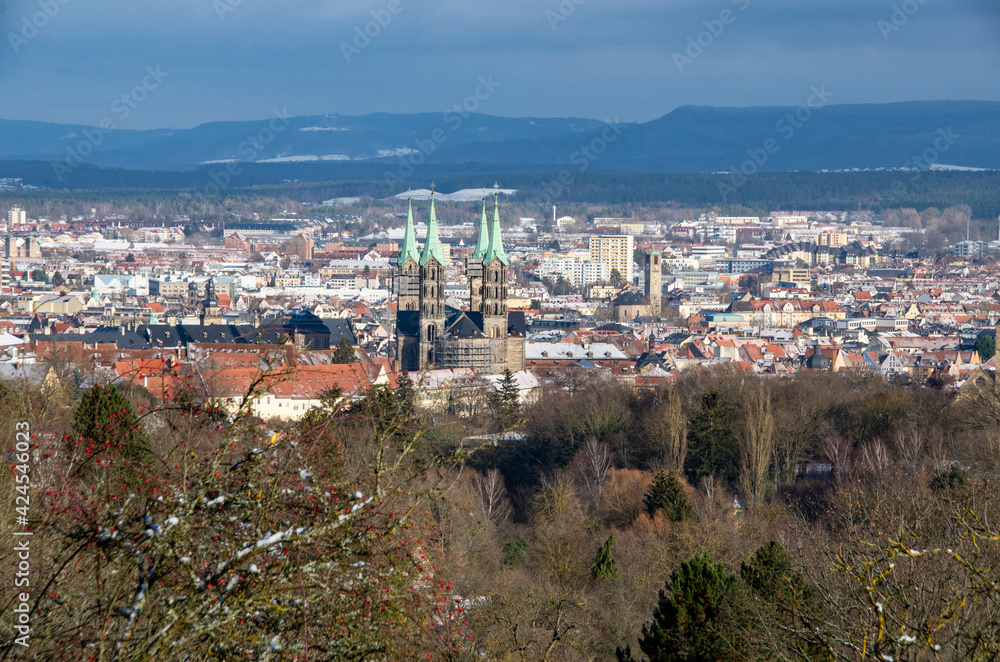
[419, 190, 446, 266]
[471, 196, 490, 259]
[397, 195, 420, 265]
[482, 190, 509, 266]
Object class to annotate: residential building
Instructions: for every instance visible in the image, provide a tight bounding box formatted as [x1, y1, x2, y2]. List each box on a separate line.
[589, 234, 635, 282]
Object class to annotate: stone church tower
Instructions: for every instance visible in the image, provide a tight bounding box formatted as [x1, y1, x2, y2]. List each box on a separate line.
[644, 251, 662, 316]
[481, 192, 510, 362]
[417, 194, 446, 368]
[395, 188, 523, 374]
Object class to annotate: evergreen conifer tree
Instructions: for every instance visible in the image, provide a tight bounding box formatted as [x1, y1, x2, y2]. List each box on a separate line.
[644, 471, 695, 522]
[685, 390, 739, 486]
[489, 369, 521, 430]
[617, 554, 746, 662]
[332, 337, 356, 364]
[72, 384, 150, 461]
[590, 534, 620, 580]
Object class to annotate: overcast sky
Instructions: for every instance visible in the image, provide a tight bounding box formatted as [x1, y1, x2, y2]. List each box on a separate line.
[1, 0, 998, 129]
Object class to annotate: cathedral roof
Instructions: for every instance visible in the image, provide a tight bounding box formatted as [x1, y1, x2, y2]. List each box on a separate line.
[482, 192, 509, 266]
[398, 197, 420, 265]
[613, 290, 648, 306]
[419, 192, 446, 266]
[471, 197, 490, 260]
[442, 313, 487, 339]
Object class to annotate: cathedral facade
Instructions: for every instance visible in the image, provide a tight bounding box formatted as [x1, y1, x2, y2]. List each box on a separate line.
[395, 192, 525, 374]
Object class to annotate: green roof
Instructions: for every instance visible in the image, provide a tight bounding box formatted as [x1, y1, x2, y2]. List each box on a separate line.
[397, 197, 420, 265]
[482, 193, 509, 267]
[419, 193, 446, 266]
[471, 197, 490, 259]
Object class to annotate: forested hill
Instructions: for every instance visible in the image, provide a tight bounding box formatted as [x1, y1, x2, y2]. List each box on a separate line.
[3, 162, 1000, 218]
[0, 101, 997, 172]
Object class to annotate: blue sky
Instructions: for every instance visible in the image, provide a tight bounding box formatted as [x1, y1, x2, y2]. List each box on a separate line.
[1, 0, 997, 129]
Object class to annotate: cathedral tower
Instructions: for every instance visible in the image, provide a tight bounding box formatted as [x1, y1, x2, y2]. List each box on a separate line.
[396, 197, 420, 312]
[418, 192, 446, 369]
[481, 190, 509, 367]
[468, 197, 489, 313]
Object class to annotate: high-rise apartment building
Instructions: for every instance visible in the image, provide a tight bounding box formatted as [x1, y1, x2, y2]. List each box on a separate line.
[589, 234, 635, 283]
[7, 206, 26, 228]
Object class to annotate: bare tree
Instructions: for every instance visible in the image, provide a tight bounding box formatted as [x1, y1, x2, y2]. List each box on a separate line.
[892, 428, 924, 473]
[642, 387, 688, 473]
[823, 434, 853, 480]
[858, 437, 891, 476]
[474, 468, 512, 525]
[575, 436, 612, 504]
[738, 382, 775, 508]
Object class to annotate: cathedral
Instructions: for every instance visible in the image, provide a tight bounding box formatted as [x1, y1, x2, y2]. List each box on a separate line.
[395, 191, 525, 374]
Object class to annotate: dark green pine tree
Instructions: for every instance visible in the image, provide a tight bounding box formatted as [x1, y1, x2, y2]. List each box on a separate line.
[741, 540, 827, 660]
[741, 540, 803, 602]
[72, 384, 150, 461]
[395, 371, 416, 413]
[974, 333, 995, 363]
[644, 471, 695, 522]
[489, 369, 521, 430]
[332, 336, 356, 364]
[590, 534, 621, 581]
[617, 555, 747, 662]
[684, 390, 739, 486]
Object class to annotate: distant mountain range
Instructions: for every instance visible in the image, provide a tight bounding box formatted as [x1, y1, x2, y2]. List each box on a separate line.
[0, 101, 997, 178]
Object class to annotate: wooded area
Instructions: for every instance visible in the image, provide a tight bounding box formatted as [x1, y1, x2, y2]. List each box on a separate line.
[3, 164, 1000, 218]
[2, 365, 999, 660]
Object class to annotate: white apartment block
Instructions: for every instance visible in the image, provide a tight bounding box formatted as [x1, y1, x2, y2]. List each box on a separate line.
[690, 245, 727, 269]
[715, 216, 761, 225]
[589, 234, 634, 282]
[8, 206, 26, 227]
[537, 256, 610, 288]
